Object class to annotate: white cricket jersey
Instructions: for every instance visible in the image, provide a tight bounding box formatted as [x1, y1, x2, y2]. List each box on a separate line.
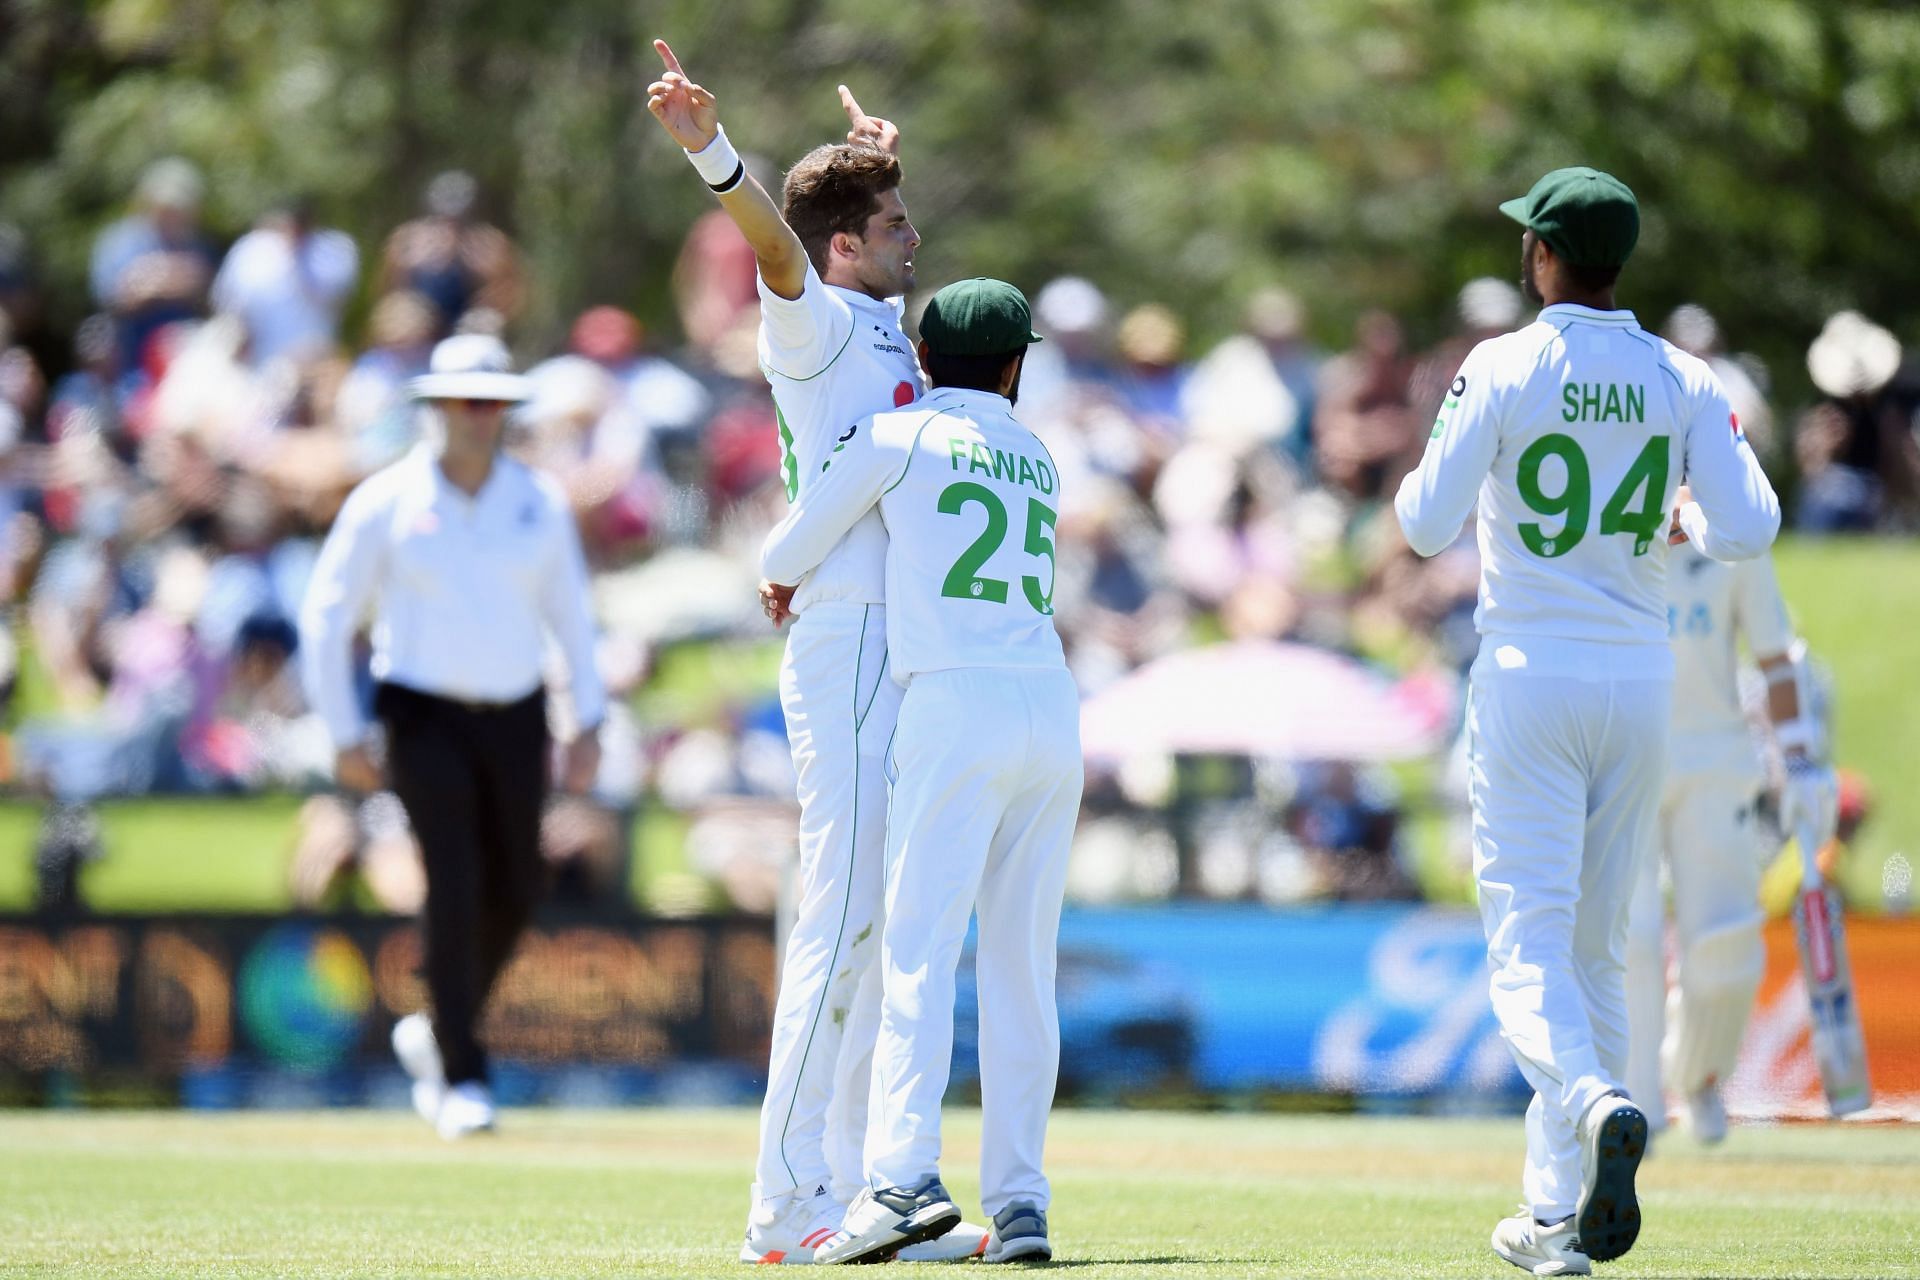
[758, 260, 926, 613]
[297, 445, 606, 748]
[1667, 540, 1794, 775]
[1395, 303, 1780, 663]
[761, 386, 1068, 682]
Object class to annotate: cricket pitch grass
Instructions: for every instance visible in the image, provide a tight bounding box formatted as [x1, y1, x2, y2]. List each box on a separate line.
[2, 1107, 1915, 1278]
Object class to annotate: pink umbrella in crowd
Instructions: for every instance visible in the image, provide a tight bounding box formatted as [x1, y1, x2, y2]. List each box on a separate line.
[1079, 641, 1455, 764]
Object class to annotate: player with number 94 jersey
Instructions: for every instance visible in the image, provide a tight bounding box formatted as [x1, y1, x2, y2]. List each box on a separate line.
[1395, 167, 1779, 1277]
[1398, 301, 1779, 650]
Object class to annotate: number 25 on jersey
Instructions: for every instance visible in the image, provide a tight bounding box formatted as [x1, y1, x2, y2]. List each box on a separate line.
[937, 481, 1058, 614]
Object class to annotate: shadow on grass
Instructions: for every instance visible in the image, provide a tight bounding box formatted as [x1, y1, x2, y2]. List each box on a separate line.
[1022, 1259, 1203, 1268]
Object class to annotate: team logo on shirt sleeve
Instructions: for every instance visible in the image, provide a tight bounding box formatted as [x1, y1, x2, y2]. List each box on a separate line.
[823, 422, 859, 472]
[1431, 376, 1465, 439]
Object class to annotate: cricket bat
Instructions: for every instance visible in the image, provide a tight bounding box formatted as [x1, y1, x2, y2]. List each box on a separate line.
[1789, 819, 1872, 1116]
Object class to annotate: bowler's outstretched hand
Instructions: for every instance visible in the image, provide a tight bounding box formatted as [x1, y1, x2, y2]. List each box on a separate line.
[839, 85, 901, 155]
[647, 39, 719, 151]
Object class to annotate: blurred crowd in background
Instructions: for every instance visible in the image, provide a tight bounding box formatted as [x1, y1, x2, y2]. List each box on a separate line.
[0, 158, 1913, 915]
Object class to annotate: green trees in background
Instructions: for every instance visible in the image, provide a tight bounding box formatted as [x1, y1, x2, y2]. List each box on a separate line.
[6, 0, 1920, 397]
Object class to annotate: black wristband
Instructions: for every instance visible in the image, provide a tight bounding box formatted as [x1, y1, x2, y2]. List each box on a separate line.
[708, 161, 746, 194]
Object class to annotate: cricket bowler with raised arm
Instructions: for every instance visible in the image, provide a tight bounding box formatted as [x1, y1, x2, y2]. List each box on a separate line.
[1395, 167, 1780, 1276]
[761, 280, 1079, 1266]
[645, 40, 988, 1264]
[1623, 530, 1839, 1142]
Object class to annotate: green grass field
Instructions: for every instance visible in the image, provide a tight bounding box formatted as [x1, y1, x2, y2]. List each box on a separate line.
[1, 1108, 1914, 1278]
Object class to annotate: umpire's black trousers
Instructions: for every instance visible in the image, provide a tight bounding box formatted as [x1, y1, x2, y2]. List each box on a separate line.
[376, 681, 548, 1086]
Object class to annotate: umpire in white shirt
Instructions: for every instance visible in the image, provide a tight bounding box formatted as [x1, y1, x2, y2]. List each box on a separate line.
[299, 333, 605, 1139]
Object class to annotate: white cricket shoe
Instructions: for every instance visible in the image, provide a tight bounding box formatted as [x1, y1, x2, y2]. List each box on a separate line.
[391, 1013, 445, 1126]
[813, 1179, 962, 1265]
[1491, 1209, 1590, 1277]
[1683, 1082, 1728, 1145]
[898, 1218, 991, 1262]
[435, 1081, 496, 1140]
[1575, 1092, 1648, 1263]
[983, 1201, 1050, 1264]
[738, 1183, 844, 1265]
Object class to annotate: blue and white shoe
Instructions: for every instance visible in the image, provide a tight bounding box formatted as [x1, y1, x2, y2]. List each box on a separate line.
[984, 1201, 1050, 1264]
[1491, 1209, 1589, 1277]
[1576, 1093, 1648, 1263]
[813, 1179, 962, 1265]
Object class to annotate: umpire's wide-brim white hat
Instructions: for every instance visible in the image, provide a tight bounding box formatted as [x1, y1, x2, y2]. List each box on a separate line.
[1807, 310, 1902, 399]
[410, 333, 531, 402]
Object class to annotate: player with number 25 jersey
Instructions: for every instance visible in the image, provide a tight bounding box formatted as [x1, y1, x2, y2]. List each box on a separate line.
[764, 280, 1078, 1266]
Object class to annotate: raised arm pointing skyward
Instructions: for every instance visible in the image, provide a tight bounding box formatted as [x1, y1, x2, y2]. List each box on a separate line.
[645, 40, 903, 301]
[646, 39, 805, 298]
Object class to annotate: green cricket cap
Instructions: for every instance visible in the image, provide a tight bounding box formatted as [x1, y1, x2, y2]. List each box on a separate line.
[1499, 166, 1640, 269]
[919, 278, 1043, 357]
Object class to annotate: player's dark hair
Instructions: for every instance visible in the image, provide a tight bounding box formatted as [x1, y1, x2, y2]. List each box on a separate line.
[1563, 259, 1623, 294]
[922, 347, 1027, 403]
[783, 144, 902, 275]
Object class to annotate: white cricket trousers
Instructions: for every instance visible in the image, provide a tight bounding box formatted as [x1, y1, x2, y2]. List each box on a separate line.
[866, 666, 1083, 1215]
[1467, 638, 1671, 1222]
[756, 603, 902, 1201]
[1623, 762, 1767, 1117]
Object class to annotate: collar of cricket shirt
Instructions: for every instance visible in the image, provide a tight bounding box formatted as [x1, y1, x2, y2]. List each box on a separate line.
[417, 441, 514, 510]
[926, 385, 1012, 411]
[825, 282, 905, 318]
[1540, 303, 1640, 327]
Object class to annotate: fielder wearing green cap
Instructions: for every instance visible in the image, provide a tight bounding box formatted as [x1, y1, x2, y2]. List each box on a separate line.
[761, 273, 1076, 1266]
[1395, 164, 1780, 1277]
[1501, 165, 1641, 310]
[915, 277, 1044, 404]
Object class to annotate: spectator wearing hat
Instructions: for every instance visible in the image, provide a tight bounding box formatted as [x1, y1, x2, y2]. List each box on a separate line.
[1795, 310, 1920, 532]
[297, 333, 605, 1139]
